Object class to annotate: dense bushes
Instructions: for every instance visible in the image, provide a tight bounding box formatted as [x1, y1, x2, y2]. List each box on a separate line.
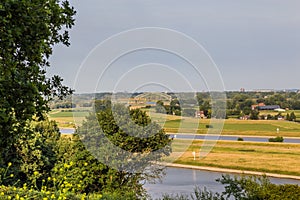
[0, 102, 171, 199]
[0, 118, 61, 188]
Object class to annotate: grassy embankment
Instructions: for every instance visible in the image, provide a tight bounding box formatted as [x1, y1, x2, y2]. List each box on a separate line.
[164, 139, 300, 176]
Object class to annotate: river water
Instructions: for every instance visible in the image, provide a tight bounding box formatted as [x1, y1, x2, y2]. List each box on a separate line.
[144, 167, 300, 199]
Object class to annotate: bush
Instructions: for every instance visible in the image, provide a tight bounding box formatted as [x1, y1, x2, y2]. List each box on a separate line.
[268, 136, 284, 142]
[237, 137, 244, 141]
[0, 118, 61, 188]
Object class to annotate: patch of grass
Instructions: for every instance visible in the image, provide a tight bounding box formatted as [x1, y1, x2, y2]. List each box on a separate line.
[238, 149, 255, 152]
[48, 109, 90, 128]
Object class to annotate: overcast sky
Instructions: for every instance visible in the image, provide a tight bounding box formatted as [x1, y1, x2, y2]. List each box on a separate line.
[48, 0, 300, 93]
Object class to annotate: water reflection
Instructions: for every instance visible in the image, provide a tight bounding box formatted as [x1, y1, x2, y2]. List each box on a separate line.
[145, 167, 300, 199]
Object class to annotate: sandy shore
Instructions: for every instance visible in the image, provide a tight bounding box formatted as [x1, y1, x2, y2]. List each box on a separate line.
[161, 162, 300, 181]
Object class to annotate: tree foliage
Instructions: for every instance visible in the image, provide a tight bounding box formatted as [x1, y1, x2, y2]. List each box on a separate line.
[160, 175, 300, 200]
[1, 118, 61, 188]
[0, 0, 75, 163]
[73, 100, 171, 197]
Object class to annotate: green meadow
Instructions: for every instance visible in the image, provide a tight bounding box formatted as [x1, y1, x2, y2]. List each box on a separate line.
[48, 109, 90, 128]
[50, 108, 300, 137]
[149, 111, 300, 137]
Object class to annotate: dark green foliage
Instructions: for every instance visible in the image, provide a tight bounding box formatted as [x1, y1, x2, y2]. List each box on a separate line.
[237, 137, 244, 141]
[249, 110, 259, 120]
[199, 100, 211, 118]
[69, 100, 171, 197]
[289, 112, 297, 121]
[217, 174, 300, 200]
[286, 113, 290, 121]
[268, 136, 284, 142]
[51, 133, 150, 198]
[160, 187, 223, 200]
[0, 118, 61, 189]
[156, 100, 166, 114]
[170, 99, 181, 116]
[0, 0, 75, 165]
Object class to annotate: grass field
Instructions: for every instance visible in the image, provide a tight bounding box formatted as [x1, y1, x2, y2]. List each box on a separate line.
[165, 139, 300, 176]
[48, 109, 90, 128]
[49, 108, 300, 137]
[148, 111, 300, 137]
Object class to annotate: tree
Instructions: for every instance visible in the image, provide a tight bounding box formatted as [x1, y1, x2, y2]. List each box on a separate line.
[200, 100, 211, 118]
[1, 118, 61, 187]
[249, 110, 259, 120]
[75, 100, 171, 197]
[290, 112, 297, 121]
[0, 0, 76, 164]
[170, 98, 181, 116]
[156, 100, 165, 113]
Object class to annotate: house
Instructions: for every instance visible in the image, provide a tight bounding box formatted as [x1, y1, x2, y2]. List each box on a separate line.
[257, 105, 280, 110]
[195, 110, 206, 118]
[251, 103, 265, 110]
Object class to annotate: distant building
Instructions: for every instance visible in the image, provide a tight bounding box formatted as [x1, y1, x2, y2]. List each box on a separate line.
[257, 105, 280, 110]
[251, 103, 266, 110]
[195, 110, 206, 118]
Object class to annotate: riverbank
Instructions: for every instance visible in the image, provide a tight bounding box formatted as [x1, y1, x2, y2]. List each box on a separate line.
[162, 162, 300, 180]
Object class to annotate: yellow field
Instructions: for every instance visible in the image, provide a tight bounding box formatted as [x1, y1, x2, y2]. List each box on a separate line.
[165, 139, 300, 176]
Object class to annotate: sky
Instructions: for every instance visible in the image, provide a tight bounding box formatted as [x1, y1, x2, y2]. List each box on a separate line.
[48, 0, 300, 93]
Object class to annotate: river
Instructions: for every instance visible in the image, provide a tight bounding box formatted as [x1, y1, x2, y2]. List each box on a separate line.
[144, 167, 300, 199]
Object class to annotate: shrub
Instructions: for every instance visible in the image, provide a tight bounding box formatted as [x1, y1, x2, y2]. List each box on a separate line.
[268, 136, 284, 142]
[237, 137, 244, 141]
[0, 118, 61, 188]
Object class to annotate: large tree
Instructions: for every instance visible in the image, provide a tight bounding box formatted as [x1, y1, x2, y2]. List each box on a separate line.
[74, 100, 171, 197]
[0, 1, 75, 163]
